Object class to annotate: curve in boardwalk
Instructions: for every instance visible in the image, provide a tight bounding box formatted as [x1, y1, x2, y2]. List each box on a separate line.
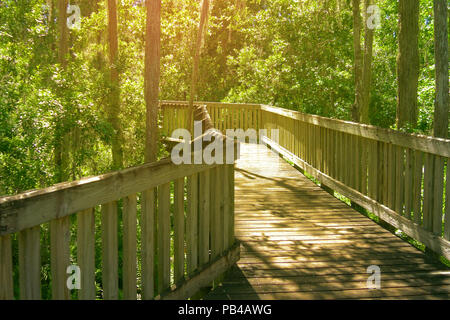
[206, 143, 450, 300]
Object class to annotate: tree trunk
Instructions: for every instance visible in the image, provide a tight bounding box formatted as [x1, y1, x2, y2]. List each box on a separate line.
[55, 0, 70, 182]
[187, 0, 211, 131]
[144, 0, 161, 163]
[433, 0, 449, 139]
[352, 0, 363, 122]
[360, 0, 374, 124]
[396, 0, 420, 130]
[107, 0, 123, 170]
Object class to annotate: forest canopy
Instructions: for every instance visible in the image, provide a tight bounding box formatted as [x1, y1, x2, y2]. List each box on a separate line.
[0, 0, 448, 196]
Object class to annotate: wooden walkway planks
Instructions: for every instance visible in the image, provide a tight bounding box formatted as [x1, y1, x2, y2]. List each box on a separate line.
[205, 143, 450, 300]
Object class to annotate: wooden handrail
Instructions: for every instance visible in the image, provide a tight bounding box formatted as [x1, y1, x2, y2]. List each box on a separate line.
[0, 157, 216, 236]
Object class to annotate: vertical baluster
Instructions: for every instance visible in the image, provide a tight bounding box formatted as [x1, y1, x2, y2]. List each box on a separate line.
[157, 183, 170, 293]
[377, 142, 384, 203]
[413, 150, 423, 224]
[395, 146, 405, 215]
[217, 166, 225, 255]
[388, 144, 396, 209]
[174, 178, 185, 284]
[101, 201, 118, 300]
[186, 173, 199, 275]
[77, 208, 96, 300]
[223, 166, 231, 250]
[228, 164, 235, 245]
[199, 170, 211, 266]
[19, 226, 41, 300]
[433, 156, 445, 235]
[404, 149, 414, 220]
[0, 234, 13, 300]
[367, 140, 376, 199]
[354, 136, 361, 192]
[210, 167, 218, 259]
[50, 216, 71, 300]
[444, 159, 450, 240]
[141, 188, 156, 299]
[423, 153, 435, 231]
[239, 108, 244, 130]
[360, 138, 368, 195]
[123, 195, 137, 299]
[383, 142, 389, 205]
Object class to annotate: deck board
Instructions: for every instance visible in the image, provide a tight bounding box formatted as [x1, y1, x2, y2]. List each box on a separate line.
[205, 143, 450, 300]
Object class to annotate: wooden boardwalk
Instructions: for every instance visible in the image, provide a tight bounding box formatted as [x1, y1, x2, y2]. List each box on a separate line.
[205, 143, 450, 300]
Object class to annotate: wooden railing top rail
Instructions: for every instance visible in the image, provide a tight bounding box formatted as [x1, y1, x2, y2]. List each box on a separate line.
[0, 156, 217, 237]
[161, 100, 262, 109]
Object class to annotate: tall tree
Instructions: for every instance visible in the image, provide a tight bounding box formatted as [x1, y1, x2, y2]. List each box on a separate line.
[432, 0, 449, 138]
[106, 0, 123, 169]
[144, 0, 161, 163]
[187, 0, 211, 131]
[396, 0, 420, 130]
[352, 0, 363, 122]
[55, 0, 70, 182]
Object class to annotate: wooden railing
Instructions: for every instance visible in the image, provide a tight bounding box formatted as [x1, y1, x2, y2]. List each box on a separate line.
[162, 101, 450, 261]
[0, 138, 238, 300]
[161, 101, 262, 137]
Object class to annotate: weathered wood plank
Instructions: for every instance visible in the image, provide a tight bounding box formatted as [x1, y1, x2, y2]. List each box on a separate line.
[19, 226, 41, 300]
[404, 149, 413, 220]
[217, 166, 225, 255]
[141, 188, 156, 299]
[174, 178, 185, 284]
[186, 174, 199, 275]
[423, 153, 435, 231]
[413, 150, 423, 224]
[50, 216, 71, 300]
[101, 201, 118, 300]
[395, 146, 405, 216]
[199, 170, 210, 266]
[210, 167, 218, 259]
[123, 194, 137, 300]
[157, 183, 171, 294]
[433, 156, 445, 236]
[77, 208, 96, 300]
[445, 159, 450, 240]
[0, 235, 13, 300]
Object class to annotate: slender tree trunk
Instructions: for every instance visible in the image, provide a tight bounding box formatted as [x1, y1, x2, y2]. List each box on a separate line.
[144, 0, 161, 163]
[55, 0, 70, 182]
[396, 0, 420, 130]
[57, 0, 68, 67]
[187, 0, 211, 131]
[352, 0, 363, 122]
[107, 0, 123, 170]
[360, 0, 374, 124]
[433, 0, 449, 138]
